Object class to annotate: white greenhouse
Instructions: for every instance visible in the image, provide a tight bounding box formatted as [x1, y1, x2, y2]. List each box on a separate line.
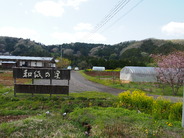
[92, 66, 105, 71]
[120, 66, 157, 83]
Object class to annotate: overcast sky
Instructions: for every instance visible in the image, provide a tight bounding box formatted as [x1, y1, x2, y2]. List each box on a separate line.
[0, 0, 183, 45]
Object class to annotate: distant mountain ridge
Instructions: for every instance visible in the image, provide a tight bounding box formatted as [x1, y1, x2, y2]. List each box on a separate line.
[0, 36, 184, 69]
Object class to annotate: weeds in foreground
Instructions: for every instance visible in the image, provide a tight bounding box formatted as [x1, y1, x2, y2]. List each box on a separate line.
[69, 107, 184, 137]
[0, 85, 183, 137]
[0, 107, 183, 138]
[0, 114, 85, 138]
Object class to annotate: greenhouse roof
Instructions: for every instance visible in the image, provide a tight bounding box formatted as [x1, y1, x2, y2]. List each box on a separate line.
[122, 66, 156, 74]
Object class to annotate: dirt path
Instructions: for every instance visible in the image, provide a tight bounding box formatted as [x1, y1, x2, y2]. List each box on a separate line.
[69, 71, 123, 95]
[35, 71, 183, 102]
[34, 71, 123, 95]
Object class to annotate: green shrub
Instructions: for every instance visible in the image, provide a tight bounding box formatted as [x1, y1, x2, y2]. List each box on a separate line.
[117, 90, 154, 113]
[117, 91, 132, 108]
[169, 102, 182, 121]
[117, 90, 182, 121]
[152, 97, 171, 120]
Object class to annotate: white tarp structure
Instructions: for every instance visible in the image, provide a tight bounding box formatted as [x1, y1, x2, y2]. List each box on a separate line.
[120, 66, 157, 82]
[92, 66, 105, 71]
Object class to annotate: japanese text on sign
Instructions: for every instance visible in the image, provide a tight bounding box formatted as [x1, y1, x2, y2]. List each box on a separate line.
[22, 69, 61, 79]
[13, 68, 70, 80]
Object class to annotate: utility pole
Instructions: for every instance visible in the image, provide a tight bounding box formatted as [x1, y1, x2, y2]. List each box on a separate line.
[182, 85, 184, 127]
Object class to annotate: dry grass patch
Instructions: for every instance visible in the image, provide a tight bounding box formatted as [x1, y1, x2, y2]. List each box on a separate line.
[0, 71, 30, 86]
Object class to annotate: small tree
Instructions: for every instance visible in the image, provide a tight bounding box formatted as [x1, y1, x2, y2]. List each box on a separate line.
[56, 57, 71, 69]
[152, 51, 184, 95]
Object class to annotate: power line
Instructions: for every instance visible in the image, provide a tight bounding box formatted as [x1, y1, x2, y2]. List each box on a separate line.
[85, 0, 131, 40]
[92, 0, 129, 33]
[101, 0, 145, 33]
[91, 0, 131, 34]
[87, 0, 145, 41]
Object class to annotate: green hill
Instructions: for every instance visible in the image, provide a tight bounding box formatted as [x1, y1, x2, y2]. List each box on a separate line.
[0, 36, 184, 69]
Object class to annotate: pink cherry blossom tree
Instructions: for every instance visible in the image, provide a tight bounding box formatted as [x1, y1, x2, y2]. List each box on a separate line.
[152, 51, 184, 95]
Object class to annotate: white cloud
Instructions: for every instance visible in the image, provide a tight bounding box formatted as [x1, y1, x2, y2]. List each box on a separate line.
[19, 2, 23, 6]
[34, 0, 88, 17]
[34, 1, 65, 17]
[74, 23, 93, 31]
[162, 22, 184, 36]
[0, 26, 39, 40]
[51, 31, 106, 43]
[66, 0, 88, 10]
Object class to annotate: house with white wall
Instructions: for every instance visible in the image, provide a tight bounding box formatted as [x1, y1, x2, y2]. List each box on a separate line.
[0, 56, 56, 69]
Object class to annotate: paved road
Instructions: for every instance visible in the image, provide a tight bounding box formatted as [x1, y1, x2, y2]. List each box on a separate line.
[35, 71, 183, 102]
[35, 71, 124, 95]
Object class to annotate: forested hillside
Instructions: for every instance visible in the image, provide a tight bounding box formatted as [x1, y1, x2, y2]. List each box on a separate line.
[0, 37, 50, 57]
[0, 36, 184, 69]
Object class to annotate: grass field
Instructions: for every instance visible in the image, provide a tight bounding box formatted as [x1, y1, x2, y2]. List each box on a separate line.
[0, 71, 183, 137]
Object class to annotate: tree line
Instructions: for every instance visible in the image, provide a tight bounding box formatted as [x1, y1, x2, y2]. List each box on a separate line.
[0, 36, 184, 69]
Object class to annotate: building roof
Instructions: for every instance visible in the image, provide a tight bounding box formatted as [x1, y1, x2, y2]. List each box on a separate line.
[0, 56, 53, 61]
[2, 61, 16, 64]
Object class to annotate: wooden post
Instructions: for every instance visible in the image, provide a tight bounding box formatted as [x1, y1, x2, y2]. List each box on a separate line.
[32, 70, 34, 97]
[50, 69, 53, 97]
[14, 78, 16, 97]
[50, 69, 52, 85]
[32, 78, 34, 84]
[50, 79, 52, 97]
[32, 86, 34, 97]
